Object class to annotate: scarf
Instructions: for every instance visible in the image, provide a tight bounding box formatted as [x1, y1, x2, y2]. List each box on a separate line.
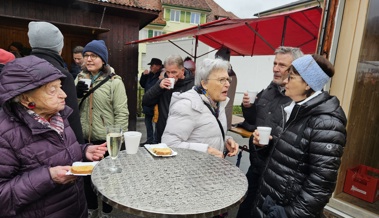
[194, 86, 220, 118]
[26, 108, 64, 137]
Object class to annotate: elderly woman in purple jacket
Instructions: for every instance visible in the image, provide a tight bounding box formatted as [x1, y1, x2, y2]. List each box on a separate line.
[0, 56, 107, 218]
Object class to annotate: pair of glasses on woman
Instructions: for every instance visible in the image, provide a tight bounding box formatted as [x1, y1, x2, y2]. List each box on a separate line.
[207, 77, 232, 85]
[83, 54, 99, 60]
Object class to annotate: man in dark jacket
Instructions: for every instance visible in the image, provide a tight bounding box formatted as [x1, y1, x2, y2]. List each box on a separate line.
[140, 58, 163, 145]
[27, 21, 84, 144]
[237, 46, 303, 218]
[142, 54, 194, 143]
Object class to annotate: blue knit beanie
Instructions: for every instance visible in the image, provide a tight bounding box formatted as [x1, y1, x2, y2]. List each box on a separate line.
[83, 40, 108, 65]
[292, 55, 330, 91]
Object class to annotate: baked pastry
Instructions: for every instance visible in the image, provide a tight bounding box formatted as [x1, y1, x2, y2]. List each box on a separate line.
[71, 165, 94, 174]
[152, 147, 172, 155]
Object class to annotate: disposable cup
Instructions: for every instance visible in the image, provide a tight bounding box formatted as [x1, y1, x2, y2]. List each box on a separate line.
[168, 78, 175, 89]
[123, 131, 142, 154]
[80, 78, 91, 88]
[247, 90, 258, 104]
[257, 126, 272, 145]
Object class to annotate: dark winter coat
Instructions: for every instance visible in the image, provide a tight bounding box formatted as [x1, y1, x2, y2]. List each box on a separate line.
[253, 92, 347, 218]
[140, 69, 161, 116]
[30, 49, 84, 144]
[242, 82, 291, 174]
[0, 56, 88, 217]
[142, 69, 194, 142]
[0, 103, 88, 217]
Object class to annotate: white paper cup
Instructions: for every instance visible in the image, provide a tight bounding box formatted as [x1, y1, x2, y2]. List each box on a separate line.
[124, 131, 142, 154]
[247, 90, 258, 103]
[257, 126, 272, 145]
[168, 78, 175, 89]
[80, 78, 91, 88]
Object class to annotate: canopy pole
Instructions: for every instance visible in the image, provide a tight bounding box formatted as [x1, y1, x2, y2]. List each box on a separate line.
[245, 22, 275, 51]
[168, 40, 195, 58]
[281, 16, 288, 46]
[194, 35, 199, 62]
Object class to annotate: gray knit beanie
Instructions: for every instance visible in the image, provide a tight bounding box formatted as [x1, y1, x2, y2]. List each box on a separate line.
[28, 21, 64, 53]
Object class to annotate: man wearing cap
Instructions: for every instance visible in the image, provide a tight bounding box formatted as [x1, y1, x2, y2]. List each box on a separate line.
[140, 58, 163, 145]
[28, 21, 84, 144]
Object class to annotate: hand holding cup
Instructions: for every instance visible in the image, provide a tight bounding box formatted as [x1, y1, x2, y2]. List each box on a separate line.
[252, 126, 272, 147]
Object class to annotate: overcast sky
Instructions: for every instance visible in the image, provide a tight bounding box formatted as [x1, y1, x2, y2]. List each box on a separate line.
[214, 0, 299, 18]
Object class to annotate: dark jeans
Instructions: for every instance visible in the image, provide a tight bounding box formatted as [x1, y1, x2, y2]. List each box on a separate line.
[84, 140, 112, 213]
[144, 113, 156, 143]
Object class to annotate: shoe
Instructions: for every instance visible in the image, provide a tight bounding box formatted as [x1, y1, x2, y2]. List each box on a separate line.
[100, 211, 115, 218]
[88, 209, 98, 218]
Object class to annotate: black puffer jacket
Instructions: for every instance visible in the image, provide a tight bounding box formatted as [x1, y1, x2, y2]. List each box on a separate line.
[242, 82, 291, 171]
[142, 69, 194, 142]
[254, 92, 347, 218]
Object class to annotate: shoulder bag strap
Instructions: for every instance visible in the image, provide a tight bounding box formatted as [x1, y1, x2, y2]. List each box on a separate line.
[79, 73, 116, 109]
[203, 101, 225, 140]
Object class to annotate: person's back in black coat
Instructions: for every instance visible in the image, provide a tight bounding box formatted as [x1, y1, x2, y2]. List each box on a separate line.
[31, 49, 84, 144]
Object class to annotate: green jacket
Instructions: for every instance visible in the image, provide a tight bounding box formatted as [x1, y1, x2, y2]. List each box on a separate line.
[75, 68, 129, 142]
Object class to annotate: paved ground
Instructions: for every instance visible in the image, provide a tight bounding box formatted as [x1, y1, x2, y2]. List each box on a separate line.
[105, 117, 251, 218]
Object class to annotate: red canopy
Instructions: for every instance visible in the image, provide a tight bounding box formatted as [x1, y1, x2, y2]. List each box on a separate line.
[126, 6, 322, 56]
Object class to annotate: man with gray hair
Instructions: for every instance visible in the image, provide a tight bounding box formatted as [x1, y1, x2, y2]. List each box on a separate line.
[237, 46, 303, 218]
[142, 54, 194, 143]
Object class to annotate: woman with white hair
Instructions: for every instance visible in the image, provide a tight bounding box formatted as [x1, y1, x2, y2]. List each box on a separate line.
[162, 58, 239, 158]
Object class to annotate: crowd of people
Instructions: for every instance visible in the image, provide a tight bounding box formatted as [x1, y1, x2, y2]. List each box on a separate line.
[0, 20, 347, 218]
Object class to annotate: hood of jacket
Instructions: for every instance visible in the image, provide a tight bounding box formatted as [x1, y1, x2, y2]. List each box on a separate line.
[287, 92, 347, 126]
[0, 55, 66, 106]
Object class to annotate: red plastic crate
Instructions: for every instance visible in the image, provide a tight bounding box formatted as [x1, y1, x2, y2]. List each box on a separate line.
[343, 165, 379, 203]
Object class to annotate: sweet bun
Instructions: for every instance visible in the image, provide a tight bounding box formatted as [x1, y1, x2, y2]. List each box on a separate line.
[71, 165, 94, 174]
[152, 147, 172, 155]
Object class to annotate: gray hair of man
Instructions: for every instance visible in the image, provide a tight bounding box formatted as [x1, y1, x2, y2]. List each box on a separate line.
[274, 46, 303, 60]
[164, 54, 184, 68]
[195, 58, 230, 87]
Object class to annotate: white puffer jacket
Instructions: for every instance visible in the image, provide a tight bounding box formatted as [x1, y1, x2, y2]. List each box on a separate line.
[162, 88, 232, 153]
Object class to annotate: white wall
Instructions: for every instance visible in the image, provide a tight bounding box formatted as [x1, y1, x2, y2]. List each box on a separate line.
[144, 38, 275, 105]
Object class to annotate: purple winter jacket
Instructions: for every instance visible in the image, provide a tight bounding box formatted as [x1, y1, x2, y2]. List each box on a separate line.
[0, 103, 88, 218]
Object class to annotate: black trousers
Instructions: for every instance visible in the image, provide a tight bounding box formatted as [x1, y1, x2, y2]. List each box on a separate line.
[236, 167, 260, 218]
[84, 140, 113, 213]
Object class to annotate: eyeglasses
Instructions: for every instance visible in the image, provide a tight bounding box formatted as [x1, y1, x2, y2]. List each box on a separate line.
[207, 77, 232, 85]
[83, 53, 99, 60]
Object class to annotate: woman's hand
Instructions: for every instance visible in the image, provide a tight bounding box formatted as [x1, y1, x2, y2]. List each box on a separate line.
[49, 166, 76, 184]
[207, 147, 223, 158]
[225, 138, 239, 156]
[85, 143, 107, 161]
[242, 92, 252, 108]
[252, 129, 272, 147]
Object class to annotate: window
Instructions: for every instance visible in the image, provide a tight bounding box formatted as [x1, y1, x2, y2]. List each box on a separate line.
[190, 12, 200, 24]
[153, 30, 163, 37]
[170, 9, 181, 22]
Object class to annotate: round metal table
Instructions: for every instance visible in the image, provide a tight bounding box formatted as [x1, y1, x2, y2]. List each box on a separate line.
[91, 148, 248, 218]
